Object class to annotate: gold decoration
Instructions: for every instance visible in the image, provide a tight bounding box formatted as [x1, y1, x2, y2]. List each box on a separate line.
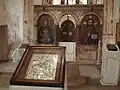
[25, 54, 58, 80]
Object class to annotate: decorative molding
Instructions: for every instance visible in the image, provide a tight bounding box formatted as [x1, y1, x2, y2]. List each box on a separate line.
[34, 5, 104, 12]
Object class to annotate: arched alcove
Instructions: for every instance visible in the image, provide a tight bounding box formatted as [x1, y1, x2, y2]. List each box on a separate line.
[76, 13, 103, 64]
[60, 19, 75, 42]
[58, 12, 78, 26]
[79, 14, 101, 45]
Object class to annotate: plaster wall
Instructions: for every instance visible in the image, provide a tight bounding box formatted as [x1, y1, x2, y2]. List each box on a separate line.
[0, 0, 7, 25]
[6, 0, 24, 59]
[6, 0, 24, 44]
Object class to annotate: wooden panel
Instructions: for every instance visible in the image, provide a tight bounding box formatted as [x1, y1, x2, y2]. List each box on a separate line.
[59, 42, 76, 61]
[10, 46, 66, 87]
[60, 20, 75, 42]
[37, 14, 55, 44]
[76, 14, 101, 64]
[79, 14, 100, 45]
[0, 25, 8, 60]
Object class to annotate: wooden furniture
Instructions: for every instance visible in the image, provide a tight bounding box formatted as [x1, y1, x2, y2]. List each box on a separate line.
[10, 46, 66, 87]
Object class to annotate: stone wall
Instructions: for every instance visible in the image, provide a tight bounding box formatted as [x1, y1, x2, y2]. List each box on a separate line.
[113, 0, 120, 82]
[0, 0, 7, 25]
[6, 0, 24, 59]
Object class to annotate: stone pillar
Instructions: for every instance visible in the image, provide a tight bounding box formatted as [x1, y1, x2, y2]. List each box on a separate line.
[103, 0, 114, 35]
[23, 0, 34, 44]
[102, 0, 115, 46]
[101, 0, 117, 84]
[75, 25, 80, 62]
[55, 25, 60, 43]
[28, 0, 34, 44]
[76, 25, 80, 44]
[23, 0, 29, 43]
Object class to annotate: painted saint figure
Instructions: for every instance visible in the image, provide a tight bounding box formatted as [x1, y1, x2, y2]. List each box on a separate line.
[38, 18, 54, 44]
[87, 15, 98, 44]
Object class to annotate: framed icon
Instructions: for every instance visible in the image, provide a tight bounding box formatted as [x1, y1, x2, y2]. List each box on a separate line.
[10, 45, 66, 87]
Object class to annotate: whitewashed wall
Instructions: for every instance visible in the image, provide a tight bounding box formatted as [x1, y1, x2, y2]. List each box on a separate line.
[0, 0, 7, 25]
[59, 42, 76, 61]
[6, 0, 24, 44]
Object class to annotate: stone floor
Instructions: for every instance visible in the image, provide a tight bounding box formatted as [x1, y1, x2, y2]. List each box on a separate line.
[0, 61, 120, 90]
[66, 62, 120, 90]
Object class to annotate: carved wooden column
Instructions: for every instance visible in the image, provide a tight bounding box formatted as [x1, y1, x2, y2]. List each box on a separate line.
[76, 0, 79, 4]
[55, 25, 59, 44]
[75, 25, 80, 62]
[61, 0, 65, 5]
[88, 0, 93, 4]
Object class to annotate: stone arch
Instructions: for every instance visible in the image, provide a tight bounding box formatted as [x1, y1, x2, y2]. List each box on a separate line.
[35, 12, 57, 25]
[58, 12, 79, 27]
[79, 12, 103, 25]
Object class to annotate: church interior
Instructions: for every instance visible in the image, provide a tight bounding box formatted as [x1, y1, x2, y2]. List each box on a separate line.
[0, 0, 120, 90]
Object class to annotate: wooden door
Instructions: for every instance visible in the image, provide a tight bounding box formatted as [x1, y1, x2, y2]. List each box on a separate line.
[0, 25, 8, 60]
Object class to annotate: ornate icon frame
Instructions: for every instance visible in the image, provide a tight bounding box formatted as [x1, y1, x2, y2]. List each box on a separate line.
[10, 46, 66, 87]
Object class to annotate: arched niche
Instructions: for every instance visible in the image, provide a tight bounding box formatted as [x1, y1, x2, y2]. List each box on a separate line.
[79, 14, 101, 45]
[58, 12, 78, 27]
[60, 19, 75, 42]
[79, 12, 103, 25]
